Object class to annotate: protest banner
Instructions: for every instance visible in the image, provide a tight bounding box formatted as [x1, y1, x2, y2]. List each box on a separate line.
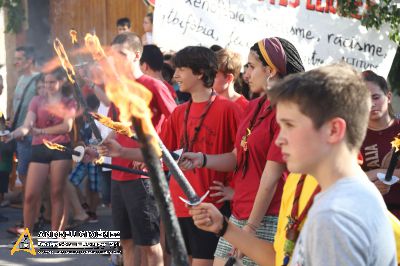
[154, 0, 397, 76]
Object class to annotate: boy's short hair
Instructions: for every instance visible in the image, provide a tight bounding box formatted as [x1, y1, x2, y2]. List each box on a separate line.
[116, 17, 131, 28]
[16, 46, 36, 64]
[173, 46, 217, 88]
[140, 44, 163, 71]
[111, 32, 143, 54]
[215, 49, 242, 81]
[269, 64, 371, 151]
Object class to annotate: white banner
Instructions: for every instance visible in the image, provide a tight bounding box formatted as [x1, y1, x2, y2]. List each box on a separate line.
[154, 0, 398, 77]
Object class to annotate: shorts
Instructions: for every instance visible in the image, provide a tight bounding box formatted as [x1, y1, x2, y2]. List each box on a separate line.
[214, 215, 278, 266]
[16, 137, 32, 176]
[0, 171, 10, 193]
[30, 143, 72, 164]
[100, 170, 111, 205]
[167, 217, 220, 260]
[69, 162, 100, 192]
[111, 178, 160, 246]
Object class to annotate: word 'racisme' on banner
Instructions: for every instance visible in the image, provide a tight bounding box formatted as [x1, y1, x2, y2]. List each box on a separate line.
[154, 0, 397, 77]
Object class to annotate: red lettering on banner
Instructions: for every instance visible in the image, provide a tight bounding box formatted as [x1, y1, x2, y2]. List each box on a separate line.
[306, 0, 315, 10]
[279, 0, 288, 6]
[289, 0, 300, 8]
[315, 0, 325, 12]
[325, 0, 336, 14]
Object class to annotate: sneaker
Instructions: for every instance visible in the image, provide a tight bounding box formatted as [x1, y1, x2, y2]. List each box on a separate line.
[0, 200, 10, 207]
[87, 212, 98, 223]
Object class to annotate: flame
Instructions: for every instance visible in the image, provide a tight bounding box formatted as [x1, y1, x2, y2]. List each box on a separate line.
[43, 139, 67, 152]
[53, 38, 76, 84]
[70, 29, 78, 45]
[84, 33, 106, 61]
[391, 136, 400, 152]
[84, 33, 160, 155]
[91, 112, 134, 138]
[94, 156, 104, 165]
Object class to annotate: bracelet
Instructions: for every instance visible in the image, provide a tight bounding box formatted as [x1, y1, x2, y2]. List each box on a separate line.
[216, 216, 229, 237]
[201, 153, 207, 168]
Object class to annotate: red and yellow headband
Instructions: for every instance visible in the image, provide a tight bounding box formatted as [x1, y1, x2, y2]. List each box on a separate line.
[257, 37, 287, 76]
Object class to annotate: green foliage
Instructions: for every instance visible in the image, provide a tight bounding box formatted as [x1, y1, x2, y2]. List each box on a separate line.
[338, 0, 400, 44]
[0, 0, 25, 33]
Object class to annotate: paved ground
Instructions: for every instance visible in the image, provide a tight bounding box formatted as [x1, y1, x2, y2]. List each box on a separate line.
[0, 205, 114, 266]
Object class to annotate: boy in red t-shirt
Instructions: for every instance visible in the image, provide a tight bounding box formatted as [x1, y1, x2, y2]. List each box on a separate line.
[107, 32, 176, 266]
[100, 46, 241, 265]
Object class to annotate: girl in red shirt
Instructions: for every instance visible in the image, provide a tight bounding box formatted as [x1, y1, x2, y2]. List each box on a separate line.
[7, 68, 76, 233]
[180, 37, 305, 265]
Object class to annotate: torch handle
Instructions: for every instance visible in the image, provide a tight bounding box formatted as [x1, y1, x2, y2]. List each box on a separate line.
[385, 148, 399, 181]
[70, 79, 103, 143]
[157, 137, 200, 203]
[98, 163, 149, 176]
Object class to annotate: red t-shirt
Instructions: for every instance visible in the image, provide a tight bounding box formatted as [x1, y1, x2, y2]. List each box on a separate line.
[231, 97, 286, 219]
[234, 95, 249, 113]
[360, 119, 400, 217]
[161, 96, 241, 217]
[109, 74, 177, 181]
[162, 80, 177, 101]
[29, 95, 77, 145]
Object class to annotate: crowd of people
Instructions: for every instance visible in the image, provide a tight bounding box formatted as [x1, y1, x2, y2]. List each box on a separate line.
[0, 12, 399, 266]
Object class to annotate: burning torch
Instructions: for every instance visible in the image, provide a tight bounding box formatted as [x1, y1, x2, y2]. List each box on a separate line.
[84, 33, 191, 265]
[377, 136, 400, 185]
[53, 38, 102, 144]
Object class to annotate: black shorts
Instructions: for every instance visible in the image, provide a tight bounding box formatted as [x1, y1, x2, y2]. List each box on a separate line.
[30, 143, 72, 163]
[111, 178, 160, 246]
[166, 217, 220, 260]
[0, 171, 10, 193]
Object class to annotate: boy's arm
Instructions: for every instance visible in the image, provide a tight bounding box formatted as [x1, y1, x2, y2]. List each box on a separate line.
[98, 138, 144, 161]
[189, 203, 276, 266]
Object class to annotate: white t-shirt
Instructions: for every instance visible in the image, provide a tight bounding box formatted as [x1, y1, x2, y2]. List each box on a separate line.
[95, 102, 112, 171]
[291, 176, 397, 266]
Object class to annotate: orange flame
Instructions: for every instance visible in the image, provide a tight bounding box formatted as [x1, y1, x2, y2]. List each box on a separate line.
[43, 139, 67, 152]
[391, 136, 400, 152]
[69, 29, 78, 45]
[84, 33, 160, 155]
[91, 112, 134, 138]
[84, 33, 106, 61]
[94, 156, 104, 165]
[53, 38, 76, 84]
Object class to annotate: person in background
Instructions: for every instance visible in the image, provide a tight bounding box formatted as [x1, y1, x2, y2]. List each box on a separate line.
[140, 44, 177, 101]
[214, 49, 248, 112]
[141, 13, 153, 45]
[7, 46, 40, 234]
[360, 70, 400, 219]
[0, 75, 13, 222]
[6, 68, 76, 234]
[116, 17, 131, 34]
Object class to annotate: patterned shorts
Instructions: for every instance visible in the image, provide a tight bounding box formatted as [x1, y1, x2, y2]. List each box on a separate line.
[69, 162, 100, 192]
[214, 215, 278, 266]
